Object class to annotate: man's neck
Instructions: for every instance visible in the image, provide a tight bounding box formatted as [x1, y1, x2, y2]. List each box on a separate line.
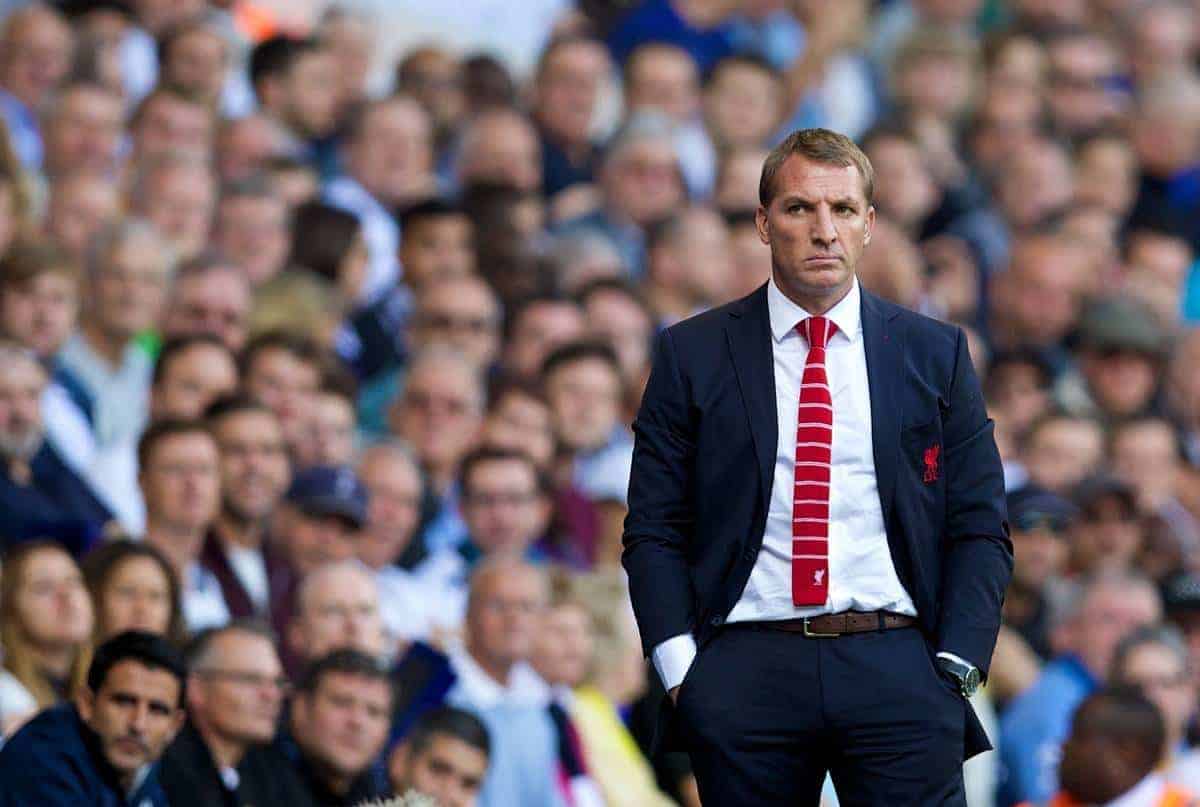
[215, 512, 264, 551]
[145, 521, 205, 581]
[467, 645, 513, 687]
[195, 720, 247, 771]
[80, 321, 130, 367]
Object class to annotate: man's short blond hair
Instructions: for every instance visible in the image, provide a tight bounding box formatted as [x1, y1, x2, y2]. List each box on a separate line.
[758, 128, 875, 207]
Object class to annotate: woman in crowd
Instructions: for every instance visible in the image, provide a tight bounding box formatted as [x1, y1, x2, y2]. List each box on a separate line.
[0, 540, 94, 737]
[81, 539, 186, 646]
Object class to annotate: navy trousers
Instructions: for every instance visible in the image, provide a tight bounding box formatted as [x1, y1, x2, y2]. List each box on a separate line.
[674, 623, 968, 806]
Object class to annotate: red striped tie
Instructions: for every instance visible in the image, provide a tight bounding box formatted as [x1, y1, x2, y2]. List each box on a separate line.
[793, 315, 837, 606]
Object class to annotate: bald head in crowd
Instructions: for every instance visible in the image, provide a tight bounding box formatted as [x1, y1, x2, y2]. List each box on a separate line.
[288, 560, 387, 664]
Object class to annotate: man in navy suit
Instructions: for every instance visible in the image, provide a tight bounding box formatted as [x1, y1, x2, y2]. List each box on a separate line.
[622, 128, 1012, 805]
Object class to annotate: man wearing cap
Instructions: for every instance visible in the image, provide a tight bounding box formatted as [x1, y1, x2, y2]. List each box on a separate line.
[1004, 486, 1077, 660]
[276, 464, 370, 579]
[1070, 474, 1143, 577]
[1058, 296, 1170, 421]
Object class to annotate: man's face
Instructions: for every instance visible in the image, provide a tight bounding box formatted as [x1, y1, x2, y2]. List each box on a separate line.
[163, 269, 251, 352]
[504, 303, 586, 380]
[398, 216, 476, 289]
[584, 291, 652, 386]
[214, 410, 290, 523]
[1, 273, 78, 359]
[163, 28, 227, 102]
[535, 41, 609, 144]
[1047, 36, 1125, 138]
[1074, 138, 1137, 215]
[1072, 495, 1142, 575]
[293, 673, 392, 783]
[996, 141, 1074, 230]
[152, 343, 238, 421]
[95, 237, 173, 342]
[134, 96, 214, 162]
[390, 734, 488, 807]
[627, 46, 700, 123]
[140, 165, 216, 261]
[358, 453, 423, 570]
[283, 49, 339, 138]
[462, 459, 550, 554]
[704, 63, 781, 148]
[190, 632, 286, 745]
[292, 567, 385, 659]
[47, 177, 120, 260]
[865, 136, 939, 232]
[996, 239, 1087, 346]
[349, 100, 433, 206]
[1119, 642, 1195, 742]
[217, 115, 288, 183]
[532, 603, 593, 688]
[1111, 423, 1178, 511]
[281, 507, 361, 579]
[1010, 522, 1068, 590]
[0, 9, 73, 108]
[755, 156, 875, 311]
[1023, 420, 1103, 494]
[391, 364, 482, 473]
[1082, 349, 1158, 418]
[1075, 584, 1160, 676]
[459, 115, 541, 192]
[401, 49, 465, 133]
[603, 139, 684, 228]
[481, 393, 555, 471]
[293, 392, 357, 469]
[545, 358, 623, 453]
[243, 347, 321, 447]
[676, 208, 735, 306]
[412, 280, 500, 368]
[141, 432, 221, 533]
[214, 194, 289, 287]
[44, 86, 123, 176]
[467, 568, 546, 671]
[0, 355, 46, 459]
[77, 661, 184, 784]
[728, 221, 773, 299]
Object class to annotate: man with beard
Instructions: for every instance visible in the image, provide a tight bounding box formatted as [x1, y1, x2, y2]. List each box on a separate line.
[0, 631, 186, 806]
[0, 342, 113, 554]
[200, 397, 294, 639]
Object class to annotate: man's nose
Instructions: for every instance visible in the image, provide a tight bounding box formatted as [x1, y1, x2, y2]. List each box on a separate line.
[811, 205, 838, 244]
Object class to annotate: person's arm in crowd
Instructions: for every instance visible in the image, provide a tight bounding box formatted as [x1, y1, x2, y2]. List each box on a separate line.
[781, 0, 869, 116]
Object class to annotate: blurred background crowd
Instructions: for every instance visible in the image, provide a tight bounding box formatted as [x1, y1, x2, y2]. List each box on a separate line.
[0, 0, 1198, 805]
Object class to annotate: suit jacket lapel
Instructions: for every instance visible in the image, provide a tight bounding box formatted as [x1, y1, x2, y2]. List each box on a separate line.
[726, 285, 777, 517]
[861, 288, 905, 519]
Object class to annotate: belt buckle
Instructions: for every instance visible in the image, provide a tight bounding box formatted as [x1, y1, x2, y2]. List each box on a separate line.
[802, 616, 841, 638]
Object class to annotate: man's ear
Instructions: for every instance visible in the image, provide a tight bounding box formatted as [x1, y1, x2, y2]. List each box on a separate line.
[864, 205, 876, 246]
[755, 206, 770, 246]
[75, 687, 95, 723]
[387, 740, 411, 785]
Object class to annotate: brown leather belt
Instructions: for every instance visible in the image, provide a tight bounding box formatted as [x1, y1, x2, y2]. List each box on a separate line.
[751, 611, 917, 637]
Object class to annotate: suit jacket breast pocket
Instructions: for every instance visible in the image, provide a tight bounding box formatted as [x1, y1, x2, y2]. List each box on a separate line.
[901, 417, 946, 512]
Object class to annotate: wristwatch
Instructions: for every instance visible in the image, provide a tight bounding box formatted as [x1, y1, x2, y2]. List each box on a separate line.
[937, 656, 982, 698]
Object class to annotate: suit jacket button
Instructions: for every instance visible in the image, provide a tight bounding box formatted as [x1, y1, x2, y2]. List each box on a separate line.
[710, 616, 724, 626]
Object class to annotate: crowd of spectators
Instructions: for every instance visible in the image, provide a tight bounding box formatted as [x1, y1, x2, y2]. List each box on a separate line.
[0, 0, 1198, 805]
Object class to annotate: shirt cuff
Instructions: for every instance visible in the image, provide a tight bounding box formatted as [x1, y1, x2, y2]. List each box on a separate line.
[652, 633, 698, 691]
[936, 651, 977, 670]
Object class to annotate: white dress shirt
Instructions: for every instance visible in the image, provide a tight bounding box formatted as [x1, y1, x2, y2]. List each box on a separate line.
[653, 277, 917, 691]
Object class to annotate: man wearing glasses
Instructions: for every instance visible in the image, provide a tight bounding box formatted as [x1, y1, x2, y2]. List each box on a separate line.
[159, 620, 314, 807]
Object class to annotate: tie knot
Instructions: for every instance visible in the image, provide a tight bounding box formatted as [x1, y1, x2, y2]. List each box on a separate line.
[799, 316, 837, 349]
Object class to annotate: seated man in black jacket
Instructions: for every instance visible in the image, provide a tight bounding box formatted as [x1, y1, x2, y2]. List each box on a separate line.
[0, 631, 185, 806]
[159, 620, 313, 807]
[283, 649, 394, 806]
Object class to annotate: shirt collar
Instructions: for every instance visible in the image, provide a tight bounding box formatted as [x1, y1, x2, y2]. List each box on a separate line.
[766, 274, 862, 344]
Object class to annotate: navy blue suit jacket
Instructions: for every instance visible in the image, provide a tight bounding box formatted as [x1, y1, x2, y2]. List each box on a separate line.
[622, 283, 1012, 755]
